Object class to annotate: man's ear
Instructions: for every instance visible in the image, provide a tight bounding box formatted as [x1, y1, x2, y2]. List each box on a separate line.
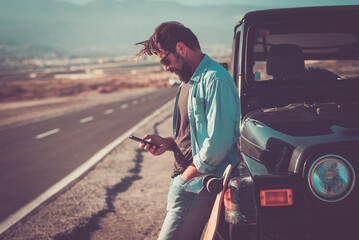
[176, 42, 187, 56]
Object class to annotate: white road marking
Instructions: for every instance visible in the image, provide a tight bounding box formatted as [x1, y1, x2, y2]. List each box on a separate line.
[0, 98, 175, 235]
[104, 109, 114, 115]
[35, 128, 60, 139]
[141, 97, 146, 102]
[132, 100, 139, 105]
[120, 104, 128, 109]
[79, 116, 94, 124]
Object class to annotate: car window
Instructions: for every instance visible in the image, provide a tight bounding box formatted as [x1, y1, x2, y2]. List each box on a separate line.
[247, 24, 359, 82]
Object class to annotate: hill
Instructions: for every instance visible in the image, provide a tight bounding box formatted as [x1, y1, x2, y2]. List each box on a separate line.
[0, 0, 266, 57]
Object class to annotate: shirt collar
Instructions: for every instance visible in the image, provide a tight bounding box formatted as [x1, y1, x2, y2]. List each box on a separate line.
[190, 54, 209, 83]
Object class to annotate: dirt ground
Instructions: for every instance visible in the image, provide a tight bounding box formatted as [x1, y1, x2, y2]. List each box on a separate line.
[0, 65, 176, 239]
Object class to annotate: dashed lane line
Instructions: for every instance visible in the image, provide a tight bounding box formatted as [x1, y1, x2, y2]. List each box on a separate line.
[104, 109, 114, 115]
[35, 128, 60, 139]
[120, 104, 128, 109]
[79, 116, 94, 124]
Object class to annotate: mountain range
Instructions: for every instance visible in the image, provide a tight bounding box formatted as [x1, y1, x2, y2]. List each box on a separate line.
[0, 0, 267, 57]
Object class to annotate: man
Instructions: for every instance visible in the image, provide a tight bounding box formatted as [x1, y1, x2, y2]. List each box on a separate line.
[134, 22, 240, 240]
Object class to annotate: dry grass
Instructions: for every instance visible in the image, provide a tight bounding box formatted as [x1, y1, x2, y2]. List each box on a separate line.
[0, 70, 172, 102]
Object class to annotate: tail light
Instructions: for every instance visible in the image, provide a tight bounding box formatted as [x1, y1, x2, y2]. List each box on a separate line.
[224, 188, 232, 210]
[260, 189, 293, 207]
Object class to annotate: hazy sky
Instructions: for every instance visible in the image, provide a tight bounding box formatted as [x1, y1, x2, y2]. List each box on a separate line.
[59, 0, 358, 7]
[2, 0, 357, 56]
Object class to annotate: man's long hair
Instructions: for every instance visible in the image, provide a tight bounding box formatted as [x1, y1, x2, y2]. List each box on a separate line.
[134, 21, 201, 59]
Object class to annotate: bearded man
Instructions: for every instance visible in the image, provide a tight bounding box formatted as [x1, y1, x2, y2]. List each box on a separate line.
[134, 21, 240, 240]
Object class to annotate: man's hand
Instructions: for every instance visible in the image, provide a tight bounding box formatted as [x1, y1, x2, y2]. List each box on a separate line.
[140, 134, 174, 156]
[181, 163, 203, 181]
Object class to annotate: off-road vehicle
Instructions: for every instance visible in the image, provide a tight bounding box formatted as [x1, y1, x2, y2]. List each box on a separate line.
[219, 5, 359, 240]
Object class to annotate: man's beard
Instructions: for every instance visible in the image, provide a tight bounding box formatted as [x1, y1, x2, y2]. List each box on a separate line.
[169, 54, 192, 83]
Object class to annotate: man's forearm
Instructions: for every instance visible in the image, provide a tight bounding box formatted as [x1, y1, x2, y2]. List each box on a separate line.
[181, 163, 203, 181]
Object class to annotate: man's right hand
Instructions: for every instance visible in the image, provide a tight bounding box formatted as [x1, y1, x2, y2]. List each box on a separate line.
[140, 134, 174, 156]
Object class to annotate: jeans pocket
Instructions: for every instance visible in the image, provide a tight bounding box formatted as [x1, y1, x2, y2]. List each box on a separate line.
[167, 175, 193, 213]
[178, 175, 188, 185]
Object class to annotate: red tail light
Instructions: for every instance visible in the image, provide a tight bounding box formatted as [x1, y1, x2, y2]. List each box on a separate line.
[260, 189, 293, 207]
[224, 188, 232, 210]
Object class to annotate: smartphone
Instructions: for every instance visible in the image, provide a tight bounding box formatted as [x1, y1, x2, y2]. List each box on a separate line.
[129, 135, 160, 148]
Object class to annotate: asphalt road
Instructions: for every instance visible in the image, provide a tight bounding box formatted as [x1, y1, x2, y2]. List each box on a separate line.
[0, 86, 178, 222]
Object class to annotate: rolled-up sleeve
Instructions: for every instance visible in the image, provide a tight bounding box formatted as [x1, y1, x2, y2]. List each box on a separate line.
[193, 76, 239, 174]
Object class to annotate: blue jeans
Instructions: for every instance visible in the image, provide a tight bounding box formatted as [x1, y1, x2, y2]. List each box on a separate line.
[158, 175, 216, 240]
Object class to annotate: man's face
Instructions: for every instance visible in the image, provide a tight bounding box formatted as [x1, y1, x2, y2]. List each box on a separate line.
[159, 49, 192, 83]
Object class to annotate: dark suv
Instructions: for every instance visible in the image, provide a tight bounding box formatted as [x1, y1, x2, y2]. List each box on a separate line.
[220, 5, 359, 240]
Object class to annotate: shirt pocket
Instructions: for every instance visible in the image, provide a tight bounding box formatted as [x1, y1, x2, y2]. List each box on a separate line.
[192, 98, 206, 123]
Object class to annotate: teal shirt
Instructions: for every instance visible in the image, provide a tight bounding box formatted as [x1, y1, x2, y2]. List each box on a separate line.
[172, 54, 240, 193]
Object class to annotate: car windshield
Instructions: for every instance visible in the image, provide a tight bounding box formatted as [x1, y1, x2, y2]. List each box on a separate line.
[247, 23, 359, 83]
